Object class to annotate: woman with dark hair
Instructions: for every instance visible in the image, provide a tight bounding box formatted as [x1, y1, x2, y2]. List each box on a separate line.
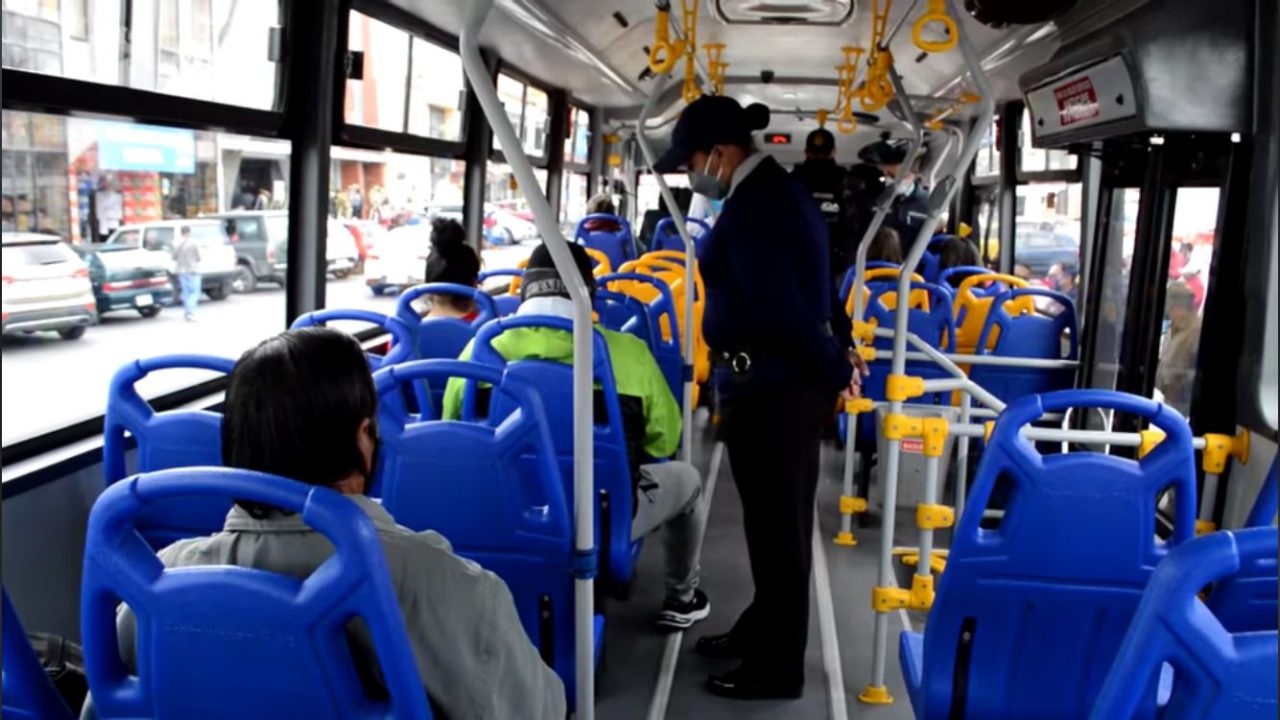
[866, 227, 904, 264]
[117, 327, 565, 718]
[413, 217, 483, 321]
[653, 94, 866, 699]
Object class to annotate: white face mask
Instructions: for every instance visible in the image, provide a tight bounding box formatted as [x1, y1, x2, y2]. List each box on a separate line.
[688, 148, 730, 200]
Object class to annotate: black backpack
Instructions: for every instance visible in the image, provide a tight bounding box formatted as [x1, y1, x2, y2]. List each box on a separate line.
[27, 632, 89, 715]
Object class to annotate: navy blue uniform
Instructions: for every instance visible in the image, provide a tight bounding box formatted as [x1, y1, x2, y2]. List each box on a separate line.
[701, 154, 851, 687]
[889, 181, 932, 256]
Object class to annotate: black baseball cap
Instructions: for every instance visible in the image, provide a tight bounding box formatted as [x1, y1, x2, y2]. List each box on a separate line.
[522, 242, 595, 302]
[805, 128, 836, 155]
[653, 95, 770, 173]
[857, 133, 909, 166]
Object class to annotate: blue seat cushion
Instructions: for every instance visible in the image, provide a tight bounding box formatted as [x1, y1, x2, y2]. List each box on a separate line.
[900, 630, 925, 711]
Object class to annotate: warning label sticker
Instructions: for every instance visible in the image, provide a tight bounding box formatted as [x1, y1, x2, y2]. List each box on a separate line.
[901, 438, 924, 454]
[1054, 77, 1100, 127]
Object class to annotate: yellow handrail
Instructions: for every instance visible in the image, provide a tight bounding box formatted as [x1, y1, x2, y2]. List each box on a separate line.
[912, 0, 958, 54]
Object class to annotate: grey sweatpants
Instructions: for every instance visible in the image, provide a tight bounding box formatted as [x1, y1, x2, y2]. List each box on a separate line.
[631, 460, 704, 602]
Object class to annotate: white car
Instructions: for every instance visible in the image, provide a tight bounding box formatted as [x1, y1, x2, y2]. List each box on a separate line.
[108, 220, 239, 300]
[2, 233, 98, 340]
[364, 223, 432, 296]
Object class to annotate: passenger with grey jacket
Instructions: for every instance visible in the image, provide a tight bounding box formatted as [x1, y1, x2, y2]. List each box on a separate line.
[115, 327, 566, 719]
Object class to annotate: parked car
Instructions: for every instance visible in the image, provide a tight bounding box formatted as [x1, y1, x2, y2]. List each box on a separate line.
[206, 211, 361, 292]
[485, 205, 538, 243]
[1014, 228, 1080, 277]
[364, 223, 432, 296]
[69, 242, 173, 319]
[106, 220, 238, 301]
[1, 233, 97, 340]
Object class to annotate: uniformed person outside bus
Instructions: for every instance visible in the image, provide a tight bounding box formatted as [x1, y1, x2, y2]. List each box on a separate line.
[653, 94, 867, 701]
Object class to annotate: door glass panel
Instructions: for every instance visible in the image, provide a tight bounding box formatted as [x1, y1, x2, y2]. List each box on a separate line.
[1153, 187, 1220, 415]
[1014, 182, 1084, 309]
[1089, 187, 1141, 394]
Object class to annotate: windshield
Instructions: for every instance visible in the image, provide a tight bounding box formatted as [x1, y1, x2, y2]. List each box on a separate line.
[187, 223, 229, 246]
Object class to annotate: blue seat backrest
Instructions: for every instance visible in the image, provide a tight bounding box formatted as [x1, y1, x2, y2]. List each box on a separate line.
[1090, 527, 1278, 720]
[81, 467, 433, 719]
[372, 360, 582, 702]
[394, 284, 498, 417]
[597, 272, 683, 403]
[575, 214, 636, 269]
[838, 261, 900, 306]
[937, 264, 993, 291]
[918, 235, 951, 284]
[3, 589, 75, 720]
[104, 355, 237, 548]
[290, 308, 415, 370]
[466, 315, 639, 585]
[1206, 456, 1279, 633]
[863, 279, 955, 351]
[652, 216, 711, 258]
[970, 287, 1078, 405]
[477, 269, 523, 317]
[909, 390, 1198, 720]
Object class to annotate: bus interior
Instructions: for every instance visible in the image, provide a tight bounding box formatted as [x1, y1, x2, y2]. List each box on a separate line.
[2, 0, 1277, 718]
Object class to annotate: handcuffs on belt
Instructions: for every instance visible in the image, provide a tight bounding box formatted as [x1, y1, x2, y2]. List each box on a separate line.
[725, 351, 752, 375]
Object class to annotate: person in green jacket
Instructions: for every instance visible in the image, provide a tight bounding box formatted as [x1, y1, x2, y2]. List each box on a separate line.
[443, 242, 709, 630]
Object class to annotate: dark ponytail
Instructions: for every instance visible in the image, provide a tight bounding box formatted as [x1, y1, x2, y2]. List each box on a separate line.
[423, 218, 482, 312]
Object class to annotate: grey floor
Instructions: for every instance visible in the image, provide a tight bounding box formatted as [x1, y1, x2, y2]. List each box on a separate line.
[594, 416, 943, 719]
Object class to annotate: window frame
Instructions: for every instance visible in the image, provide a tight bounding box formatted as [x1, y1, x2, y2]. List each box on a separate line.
[488, 62, 553, 168]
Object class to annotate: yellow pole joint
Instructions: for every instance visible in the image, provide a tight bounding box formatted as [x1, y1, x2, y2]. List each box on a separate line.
[841, 495, 869, 515]
[883, 413, 923, 442]
[845, 397, 874, 415]
[1195, 520, 1217, 536]
[909, 574, 936, 609]
[871, 585, 911, 612]
[1200, 430, 1250, 474]
[983, 421, 995, 444]
[1137, 429, 1165, 459]
[921, 417, 949, 457]
[856, 345, 878, 363]
[858, 684, 894, 705]
[916, 503, 955, 530]
[852, 320, 876, 344]
[885, 374, 926, 403]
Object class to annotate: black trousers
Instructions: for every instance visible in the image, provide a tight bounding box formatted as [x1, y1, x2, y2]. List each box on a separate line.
[723, 380, 831, 686]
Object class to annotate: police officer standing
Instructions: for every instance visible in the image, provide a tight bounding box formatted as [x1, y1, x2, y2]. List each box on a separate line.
[653, 95, 866, 700]
[791, 127, 852, 286]
[859, 132, 930, 256]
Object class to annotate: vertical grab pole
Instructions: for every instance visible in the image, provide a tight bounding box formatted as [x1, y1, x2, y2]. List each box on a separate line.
[955, 392, 972, 521]
[861, 1, 995, 704]
[636, 74, 699, 464]
[837, 398, 872, 546]
[460, 4, 596, 716]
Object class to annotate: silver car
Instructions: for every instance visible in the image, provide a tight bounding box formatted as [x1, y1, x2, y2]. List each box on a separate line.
[2, 233, 98, 340]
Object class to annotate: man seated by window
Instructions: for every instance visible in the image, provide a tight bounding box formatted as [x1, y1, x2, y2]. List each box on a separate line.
[442, 242, 711, 630]
[117, 327, 565, 718]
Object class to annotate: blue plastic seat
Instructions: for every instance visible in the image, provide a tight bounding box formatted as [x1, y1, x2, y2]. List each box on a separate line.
[394, 283, 498, 417]
[574, 214, 637, 270]
[937, 264, 993, 290]
[465, 315, 641, 587]
[838, 261, 901, 306]
[82, 467, 433, 719]
[651, 216, 711, 258]
[1205, 457, 1279, 634]
[597, 272, 682, 405]
[372, 359, 598, 707]
[1090, 527, 1278, 719]
[477, 269, 523, 317]
[899, 389, 1198, 720]
[918, 234, 951, 284]
[104, 354, 237, 548]
[289, 308, 414, 369]
[969, 287, 1078, 406]
[3, 590, 76, 720]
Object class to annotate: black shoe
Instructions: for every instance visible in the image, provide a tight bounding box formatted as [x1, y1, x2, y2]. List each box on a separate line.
[706, 665, 803, 700]
[695, 632, 745, 659]
[657, 589, 710, 630]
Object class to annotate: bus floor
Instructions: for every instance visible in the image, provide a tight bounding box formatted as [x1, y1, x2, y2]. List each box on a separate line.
[595, 420, 926, 719]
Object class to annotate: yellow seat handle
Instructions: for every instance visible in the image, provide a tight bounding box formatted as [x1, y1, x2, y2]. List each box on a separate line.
[912, 0, 958, 54]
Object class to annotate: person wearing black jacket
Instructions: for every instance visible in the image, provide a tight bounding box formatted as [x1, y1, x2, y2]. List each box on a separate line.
[654, 94, 866, 700]
[791, 128, 853, 285]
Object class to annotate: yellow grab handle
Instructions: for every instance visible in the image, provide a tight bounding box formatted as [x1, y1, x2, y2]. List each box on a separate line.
[912, 0, 958, 54]
[647, 8, 683, 74]
[835, 111, 858, 135]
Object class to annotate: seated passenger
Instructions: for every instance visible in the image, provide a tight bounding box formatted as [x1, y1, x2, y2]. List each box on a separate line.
[581, 193, 623, 233]
[938, 235, 982, 287]
[117, 327, 565, 718]
[442, 242, 711, 630]
[411, 218, 484, 321]
[866, 226, 904, 264]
